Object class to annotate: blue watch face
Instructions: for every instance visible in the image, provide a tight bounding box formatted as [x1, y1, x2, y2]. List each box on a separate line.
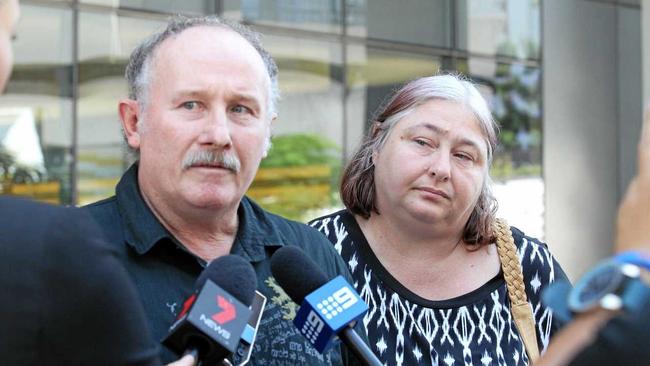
[568, 261, 623, 312]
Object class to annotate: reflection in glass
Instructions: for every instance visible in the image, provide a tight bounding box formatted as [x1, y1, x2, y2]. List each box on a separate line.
[247, 35, 344, 221]
[77, 11, 166, 205]
[223, 0, 342, 33]
[456, 0, 540, 59]
[345, 45, 441, 157]
[347, 0, 451, 47]
[80, 0, 217, 15]
[0, 5, 73, 204]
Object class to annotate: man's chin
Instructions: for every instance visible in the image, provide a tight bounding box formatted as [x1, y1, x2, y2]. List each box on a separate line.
[185, 190, 242, 210]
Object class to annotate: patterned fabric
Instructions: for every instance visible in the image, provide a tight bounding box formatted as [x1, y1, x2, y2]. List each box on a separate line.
[309, 210, 569, 366]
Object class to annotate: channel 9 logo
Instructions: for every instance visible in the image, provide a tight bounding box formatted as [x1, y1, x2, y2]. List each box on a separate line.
[294, 276, 368, 353]
[316, 287, 358, 319]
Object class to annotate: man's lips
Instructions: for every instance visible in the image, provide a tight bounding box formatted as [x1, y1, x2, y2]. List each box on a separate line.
[189, 163, 232, 171]
[416, 187, 450, 199]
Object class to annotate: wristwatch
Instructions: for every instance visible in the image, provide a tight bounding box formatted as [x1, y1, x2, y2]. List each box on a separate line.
[568, 259, 647, 313]
[543, 258, 650, 324]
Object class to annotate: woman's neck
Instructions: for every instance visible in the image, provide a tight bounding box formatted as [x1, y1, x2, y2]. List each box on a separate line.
[356, 212, 500, 301]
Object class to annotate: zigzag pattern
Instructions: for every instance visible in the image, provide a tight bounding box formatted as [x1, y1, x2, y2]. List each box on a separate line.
[310, 212, 565, 366]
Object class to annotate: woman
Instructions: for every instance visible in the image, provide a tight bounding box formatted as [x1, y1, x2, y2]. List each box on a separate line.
[310, 74, 568, 365]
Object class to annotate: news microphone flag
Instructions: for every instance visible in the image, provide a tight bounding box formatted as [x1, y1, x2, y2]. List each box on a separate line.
[293, 275, 368, 353]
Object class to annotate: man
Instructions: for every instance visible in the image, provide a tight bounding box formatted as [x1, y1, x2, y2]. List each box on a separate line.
[84, 15, 361, 365]
[0, 1, 193, 365]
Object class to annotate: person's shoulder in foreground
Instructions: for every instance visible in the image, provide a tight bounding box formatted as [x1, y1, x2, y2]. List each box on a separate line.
[0, 197, 160, 366]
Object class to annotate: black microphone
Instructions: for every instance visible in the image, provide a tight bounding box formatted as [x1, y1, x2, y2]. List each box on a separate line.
[270, 246, 382, 366]
[163, 255, 257, 365]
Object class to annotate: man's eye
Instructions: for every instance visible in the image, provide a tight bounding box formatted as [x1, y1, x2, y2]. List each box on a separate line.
[231, 105, 251, 114]
[182, 101, 200, 110]
[455, 153, 473, 161]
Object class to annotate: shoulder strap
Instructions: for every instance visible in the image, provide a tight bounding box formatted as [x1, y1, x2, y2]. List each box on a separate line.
[493, 218, 540, 362]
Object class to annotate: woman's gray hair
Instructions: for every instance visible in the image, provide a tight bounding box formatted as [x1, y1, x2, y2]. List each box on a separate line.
[125, 14, 280, 117]
[341, 73, 500, 246]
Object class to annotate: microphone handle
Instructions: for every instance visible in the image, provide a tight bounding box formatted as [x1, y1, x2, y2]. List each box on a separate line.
[339, 326, 382, 366]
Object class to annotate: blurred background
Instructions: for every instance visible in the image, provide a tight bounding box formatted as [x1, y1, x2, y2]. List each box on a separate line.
[0, 0, 644, 280]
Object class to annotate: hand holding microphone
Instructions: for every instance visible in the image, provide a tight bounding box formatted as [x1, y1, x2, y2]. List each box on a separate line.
[270, 246, 382, 366]
[163, 255, 257, 366]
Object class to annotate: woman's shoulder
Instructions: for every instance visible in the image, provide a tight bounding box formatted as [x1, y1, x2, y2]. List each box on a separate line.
[308, 209, 351, 232]
[509, 226, 551, 255]
[508, 225, 569, 283]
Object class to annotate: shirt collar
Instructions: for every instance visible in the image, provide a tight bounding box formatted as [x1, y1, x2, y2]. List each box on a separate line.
[116, 163, 286, 261]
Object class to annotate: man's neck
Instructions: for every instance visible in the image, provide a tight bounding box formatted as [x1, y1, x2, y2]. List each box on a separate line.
[140, 188, 240, 262]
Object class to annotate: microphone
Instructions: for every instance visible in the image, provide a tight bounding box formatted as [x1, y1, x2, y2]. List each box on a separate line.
[270, 246, 381, 366]
[163, 255, 257, 365]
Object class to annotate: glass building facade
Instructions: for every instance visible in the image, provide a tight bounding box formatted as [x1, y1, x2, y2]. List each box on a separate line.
[1, 0, 543, 235]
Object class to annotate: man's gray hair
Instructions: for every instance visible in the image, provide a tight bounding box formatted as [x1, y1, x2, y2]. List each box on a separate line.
[125, 14, 280, 117]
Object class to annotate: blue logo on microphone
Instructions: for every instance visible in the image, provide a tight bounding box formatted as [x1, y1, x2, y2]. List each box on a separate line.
[293, 276, 368, 352]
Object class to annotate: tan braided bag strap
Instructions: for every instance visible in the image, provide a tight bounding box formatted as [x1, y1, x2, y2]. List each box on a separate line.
[493, 218, 540, 362]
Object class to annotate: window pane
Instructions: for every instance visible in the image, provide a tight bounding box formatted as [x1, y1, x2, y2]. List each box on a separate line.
[459, 57, 544, 238]
[223, 0, 343, 34]
[77, 11, 166, 205]
[347, 0, 451, 47]
[345, 45, 442, 157]
[0, 5, 73, 204]
[456, 0, 541, 60]
[248, 35, 344, 221]
[80, 0, 217, 14]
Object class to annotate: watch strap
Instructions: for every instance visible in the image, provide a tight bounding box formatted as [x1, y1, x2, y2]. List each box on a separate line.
[614, 251, 650, 270]
[622, 278, 650, 314]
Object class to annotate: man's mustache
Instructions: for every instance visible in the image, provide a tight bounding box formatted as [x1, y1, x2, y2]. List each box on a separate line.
[182, 150, 241, 173]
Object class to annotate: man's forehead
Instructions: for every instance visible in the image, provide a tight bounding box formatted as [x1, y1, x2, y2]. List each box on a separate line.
[153, 26, 270, 83]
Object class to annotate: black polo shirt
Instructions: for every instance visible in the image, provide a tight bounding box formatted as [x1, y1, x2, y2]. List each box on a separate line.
[84, 164, 362, 365]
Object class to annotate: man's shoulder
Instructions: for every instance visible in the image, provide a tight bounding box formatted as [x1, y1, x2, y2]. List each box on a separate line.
[243, 196, 325, 242]
[82, 196, 120, 221]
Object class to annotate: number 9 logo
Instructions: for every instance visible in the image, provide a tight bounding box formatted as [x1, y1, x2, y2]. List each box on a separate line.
[333, 287, 358, 310]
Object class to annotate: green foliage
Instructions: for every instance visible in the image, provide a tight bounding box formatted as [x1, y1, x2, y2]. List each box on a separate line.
[253, 133, 343, 221]
[261, 133, 341, 168]
[491, 154, 541, 181]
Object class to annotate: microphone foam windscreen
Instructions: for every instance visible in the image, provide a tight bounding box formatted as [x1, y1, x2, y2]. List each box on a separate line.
[196, 255, 257, 306]
[270, 246, 329, 304]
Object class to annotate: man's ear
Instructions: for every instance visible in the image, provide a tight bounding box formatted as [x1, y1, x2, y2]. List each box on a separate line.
[118, 99, 142, 149]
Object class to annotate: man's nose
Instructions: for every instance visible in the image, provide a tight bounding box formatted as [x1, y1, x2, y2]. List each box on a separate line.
[198, 109, 232, 148]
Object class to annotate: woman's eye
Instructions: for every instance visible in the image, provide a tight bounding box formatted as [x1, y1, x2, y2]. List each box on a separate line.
[414, 139, 429, 147]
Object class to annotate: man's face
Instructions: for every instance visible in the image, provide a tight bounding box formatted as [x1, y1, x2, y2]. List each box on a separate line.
[0, 0, 19, 91]
[127, 26, 272, 212]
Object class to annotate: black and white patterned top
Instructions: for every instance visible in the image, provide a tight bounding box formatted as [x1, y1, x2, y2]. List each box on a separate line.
[309, 210, 569, 366]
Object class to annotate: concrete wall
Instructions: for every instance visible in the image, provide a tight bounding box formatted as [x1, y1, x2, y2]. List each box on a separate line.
[542, 0, 642, 280]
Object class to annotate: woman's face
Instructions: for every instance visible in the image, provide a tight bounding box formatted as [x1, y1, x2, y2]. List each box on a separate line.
[373, 99, 489, 231]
